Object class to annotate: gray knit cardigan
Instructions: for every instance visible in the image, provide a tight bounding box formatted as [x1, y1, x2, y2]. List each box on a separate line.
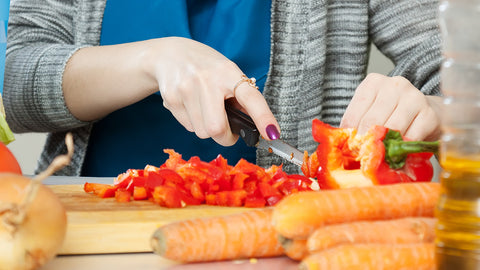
[4, 0, 441, 176]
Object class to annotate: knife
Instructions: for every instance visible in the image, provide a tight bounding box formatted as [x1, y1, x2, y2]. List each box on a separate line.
[225, 104, 304, 167]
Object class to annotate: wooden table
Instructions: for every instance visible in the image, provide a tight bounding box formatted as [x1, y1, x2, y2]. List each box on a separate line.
[41, 176, 299, 270]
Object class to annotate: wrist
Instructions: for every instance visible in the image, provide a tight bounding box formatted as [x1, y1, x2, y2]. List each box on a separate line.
[136, 39, 163, 95]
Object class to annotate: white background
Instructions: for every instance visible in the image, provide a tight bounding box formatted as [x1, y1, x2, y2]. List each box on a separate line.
[7, 46, 395, 175]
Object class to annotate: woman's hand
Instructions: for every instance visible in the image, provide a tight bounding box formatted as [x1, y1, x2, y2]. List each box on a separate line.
[146, 37, 278, 146]
[63, 37, 279, 146]
[340, 73, 441, 141]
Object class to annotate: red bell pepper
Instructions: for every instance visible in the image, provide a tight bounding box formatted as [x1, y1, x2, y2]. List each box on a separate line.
[303, 119, 439, 189]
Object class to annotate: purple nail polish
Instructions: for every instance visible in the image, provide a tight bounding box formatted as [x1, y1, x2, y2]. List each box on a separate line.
[266, 124, 280, 140]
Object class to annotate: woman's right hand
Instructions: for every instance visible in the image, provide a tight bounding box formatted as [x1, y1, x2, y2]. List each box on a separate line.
[63, 37, 279, 146]
[144, 37, 279, 146]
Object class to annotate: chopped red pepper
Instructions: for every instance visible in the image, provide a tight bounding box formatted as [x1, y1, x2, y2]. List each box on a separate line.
[303, 119, 438, 189]
[244, 194, 266, 208]
[151, 186, 184, 208]
[84, 149, 314, 208]
[133, 186, 148, 200]
[115, 188, 132, 202]
[84, 182, 118, 198]
[189, 181, 205, 201]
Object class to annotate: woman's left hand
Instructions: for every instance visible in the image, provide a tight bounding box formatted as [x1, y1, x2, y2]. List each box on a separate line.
[340, 73, 441, 141]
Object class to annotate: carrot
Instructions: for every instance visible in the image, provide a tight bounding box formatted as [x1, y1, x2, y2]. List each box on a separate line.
[150, 208, 284, 262]
[278, 236, 309, 261]
[272, 182, 440, 239]
[307, 217, 436, 253]
[299, 243, 436, 270]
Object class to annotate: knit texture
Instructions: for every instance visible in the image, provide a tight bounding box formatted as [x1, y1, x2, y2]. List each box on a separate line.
[4, 0, 441, 175]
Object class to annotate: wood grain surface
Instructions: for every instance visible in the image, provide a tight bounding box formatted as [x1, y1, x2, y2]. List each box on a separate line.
[50, 185, 250, 255]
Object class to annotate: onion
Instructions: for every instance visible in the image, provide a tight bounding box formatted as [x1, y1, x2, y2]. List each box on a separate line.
[0, 133, 73, 270]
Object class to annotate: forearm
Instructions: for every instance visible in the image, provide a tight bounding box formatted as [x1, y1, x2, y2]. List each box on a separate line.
[4, 0, 107, 133]
[369, 0, 441, 95]
[63, 40, 159, 121]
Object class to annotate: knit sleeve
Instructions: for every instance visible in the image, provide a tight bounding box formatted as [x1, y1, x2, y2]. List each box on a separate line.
[368, 0, 442, 96]
[4, 0, 90, 133]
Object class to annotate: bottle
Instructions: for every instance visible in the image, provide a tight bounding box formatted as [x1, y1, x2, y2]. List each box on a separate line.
[435, 0, 480, 269]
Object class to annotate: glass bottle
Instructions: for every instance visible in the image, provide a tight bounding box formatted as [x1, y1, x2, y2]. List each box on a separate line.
[435, 0, 480, 269]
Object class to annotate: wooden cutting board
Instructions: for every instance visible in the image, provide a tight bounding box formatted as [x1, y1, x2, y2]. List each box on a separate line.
[50, 185, 251, 255]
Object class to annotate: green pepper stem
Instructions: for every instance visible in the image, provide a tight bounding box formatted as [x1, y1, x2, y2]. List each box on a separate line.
[383, 130, 439, 169]
[387, 141, 439, 162]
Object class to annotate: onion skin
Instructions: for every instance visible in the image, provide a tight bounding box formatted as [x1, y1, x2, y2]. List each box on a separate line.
[0, 173, 67, 270]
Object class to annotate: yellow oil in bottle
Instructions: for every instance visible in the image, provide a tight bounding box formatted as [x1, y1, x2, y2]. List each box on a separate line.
[436, 155, 480, 269]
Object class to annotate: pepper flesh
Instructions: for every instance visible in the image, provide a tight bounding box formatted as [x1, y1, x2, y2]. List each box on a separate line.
[302, 119, 436, 189]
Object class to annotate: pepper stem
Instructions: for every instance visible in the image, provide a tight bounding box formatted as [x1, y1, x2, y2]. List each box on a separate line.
[383, 130, 439, 169]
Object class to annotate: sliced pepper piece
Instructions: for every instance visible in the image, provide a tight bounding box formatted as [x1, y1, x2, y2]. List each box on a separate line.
[84, 182, 118, 198]
[133, 186, 148, 200]
[306, 119, 359, 189]
[307, 119, 438, 189]
[115, 188, 132, 202]
[151, 186, 184, 208]
[244, 194, 266, 208]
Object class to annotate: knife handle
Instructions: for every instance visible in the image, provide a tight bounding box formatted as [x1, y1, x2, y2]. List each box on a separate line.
[225, 104, 260, 147]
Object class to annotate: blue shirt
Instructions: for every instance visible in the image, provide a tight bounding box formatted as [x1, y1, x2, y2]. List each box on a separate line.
[81, 0, 271, 176]
[0, 0, 10, 95]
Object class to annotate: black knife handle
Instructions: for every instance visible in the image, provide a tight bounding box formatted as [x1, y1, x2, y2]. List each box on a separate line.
[225, 104, 260, 147]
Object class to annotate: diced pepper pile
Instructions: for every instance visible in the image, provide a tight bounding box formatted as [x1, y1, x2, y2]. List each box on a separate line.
[84, 149, 314, 208]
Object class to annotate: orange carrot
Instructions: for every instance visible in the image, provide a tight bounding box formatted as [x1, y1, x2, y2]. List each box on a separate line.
[300, 243, 436, 270]
[307, 217, 436, 253]
[150, 208, 284, 262]
[272, 182, 440, 239]
[279, 236, 309, 261]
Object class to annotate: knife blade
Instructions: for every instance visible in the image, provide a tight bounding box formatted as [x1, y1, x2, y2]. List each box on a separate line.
[225, 104, 304, 167]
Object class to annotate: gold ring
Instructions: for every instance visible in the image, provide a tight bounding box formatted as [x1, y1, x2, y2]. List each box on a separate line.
[233, 75, 259, 96]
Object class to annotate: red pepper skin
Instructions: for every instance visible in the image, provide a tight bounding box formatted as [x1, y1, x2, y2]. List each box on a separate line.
[403, 152, 434, 182]
[362, 125, 434, 184]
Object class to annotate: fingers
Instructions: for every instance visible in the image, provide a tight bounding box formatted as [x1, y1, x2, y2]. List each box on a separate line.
[160, 65, 276, 146]
[383, 91, 427, 137]
[403, 107, 440, 141]
[185, 73, 278, 146]
[199, 84, 238, 146]
[340, 73, 382, 134]
[341, 73, 440, 140]
[231, 78, 280, 141]
[164, 70, 238, 146]
[154, 38, 278, 146]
